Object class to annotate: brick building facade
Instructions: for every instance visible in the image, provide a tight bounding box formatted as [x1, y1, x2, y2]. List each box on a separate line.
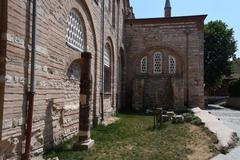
[125, 15, 206, 112]
[0, 0, 206, 158]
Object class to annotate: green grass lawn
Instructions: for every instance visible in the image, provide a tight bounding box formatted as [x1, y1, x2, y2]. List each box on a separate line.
[44, 114, 218, 160]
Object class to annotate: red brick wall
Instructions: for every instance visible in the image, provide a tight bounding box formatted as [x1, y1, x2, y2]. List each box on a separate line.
[124, 16, 205, 111]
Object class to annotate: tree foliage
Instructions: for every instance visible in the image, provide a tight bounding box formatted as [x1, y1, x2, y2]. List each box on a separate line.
[204, 20, 237, 89]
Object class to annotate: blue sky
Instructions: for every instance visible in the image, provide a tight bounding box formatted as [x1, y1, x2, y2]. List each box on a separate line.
[130, 0, 240, 58]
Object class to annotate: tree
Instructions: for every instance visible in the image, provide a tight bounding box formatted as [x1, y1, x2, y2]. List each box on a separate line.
[204, 20, 237, 90]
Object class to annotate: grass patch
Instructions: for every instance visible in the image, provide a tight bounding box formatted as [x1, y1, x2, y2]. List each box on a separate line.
[44, 114, 218, 160]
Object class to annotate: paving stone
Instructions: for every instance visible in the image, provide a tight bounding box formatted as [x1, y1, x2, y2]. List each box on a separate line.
[209, 105, 240, 160]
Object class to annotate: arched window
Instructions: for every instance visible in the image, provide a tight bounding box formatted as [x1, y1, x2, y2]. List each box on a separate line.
[104, 47, 110, 67]
[66, 10, 84, 51]
[141, 56, 147, 73]
[153, 52, 162, 73]
[104, 45, 111, 92]
[67, 61, 81, 80]
[169, 56, 176, 74]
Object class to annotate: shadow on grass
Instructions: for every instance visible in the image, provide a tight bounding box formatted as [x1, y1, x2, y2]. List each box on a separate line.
[118, 109, 150, 116]
[44, 136, 78, 154]
[146, 123, 169, 131]
[44, 112, 218, 160]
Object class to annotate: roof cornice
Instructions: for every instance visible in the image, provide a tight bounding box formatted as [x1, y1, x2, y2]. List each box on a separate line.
[125, 15, 207, 25]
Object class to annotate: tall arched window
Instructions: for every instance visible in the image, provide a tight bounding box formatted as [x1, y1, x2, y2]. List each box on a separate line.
[169, 56, 176, 74]
[66, 10, 84, 51]
[141, 56, 147, 73]
[154, 52, 162, 73]
[104, 45, 111, 93]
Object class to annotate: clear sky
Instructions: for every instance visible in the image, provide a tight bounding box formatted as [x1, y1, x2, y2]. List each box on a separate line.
[130, 0, 240, 58]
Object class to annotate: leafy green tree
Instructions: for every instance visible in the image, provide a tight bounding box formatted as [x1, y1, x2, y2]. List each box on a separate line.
[204, 20, 237, 90]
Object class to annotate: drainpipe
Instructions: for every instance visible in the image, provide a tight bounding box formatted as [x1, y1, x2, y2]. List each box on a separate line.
[100, 0, 105, 121]
[24, 0, 37, 159]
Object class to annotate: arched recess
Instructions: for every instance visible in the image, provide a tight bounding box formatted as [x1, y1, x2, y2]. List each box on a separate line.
[65, 1, 98, 54]
[64, 52, 94, 149]
[103, 37, 115, 111]
[133, 46, 184, 75]
[66, 8, 87, 52]
[71, 0, 98, 52]
[130, 46, 184, 111]
[64, 59, 82, 110]
[65, 0, 99, 122]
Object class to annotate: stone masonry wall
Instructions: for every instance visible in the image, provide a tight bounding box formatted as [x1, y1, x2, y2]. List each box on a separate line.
[0, 0, 129, 158]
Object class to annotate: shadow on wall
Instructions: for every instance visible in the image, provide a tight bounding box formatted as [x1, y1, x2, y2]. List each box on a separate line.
[43, 99, 54, 151]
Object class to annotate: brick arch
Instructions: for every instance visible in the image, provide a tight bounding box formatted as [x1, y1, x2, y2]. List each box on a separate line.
[65, 0, 98, 53]
[64, 54, 82, 72]
[133, 46, 184, 75]
[67, 8, 88, 51]
[105, 36, 115, 75]
[65, 1, 99, 121]
[106, 36, 115, 58]
[104, 37, 115, 109]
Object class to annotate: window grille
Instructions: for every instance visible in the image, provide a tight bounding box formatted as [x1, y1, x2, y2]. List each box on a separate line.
[104, 45, 111, 92]
[154, 52, 162, 73]
[169, 56, 176, 74]
[66, 10, 84, 51]
[141, 56, 147, 73]
[104, 47, 110, 67]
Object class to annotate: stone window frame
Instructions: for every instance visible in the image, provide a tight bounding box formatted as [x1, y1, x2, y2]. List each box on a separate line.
[140, 56, 148, 73]
[153, 52, 163, 74]
[66, 9, 84, 52]
[169, 55, 176, 74]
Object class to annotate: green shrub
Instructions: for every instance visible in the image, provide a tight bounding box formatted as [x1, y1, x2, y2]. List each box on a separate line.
[191, 116, 203, 126]
[229, 80, 240, 97]
[182, 113, 193, 123]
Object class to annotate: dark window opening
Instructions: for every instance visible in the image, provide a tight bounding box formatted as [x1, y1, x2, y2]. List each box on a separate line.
[104, 66, 111, 93]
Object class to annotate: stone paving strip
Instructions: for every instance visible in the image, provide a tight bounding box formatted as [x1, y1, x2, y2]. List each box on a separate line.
[191, 107, 239, 153]
[211, 146, 240, 160]
[206, 105, 240, 160]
